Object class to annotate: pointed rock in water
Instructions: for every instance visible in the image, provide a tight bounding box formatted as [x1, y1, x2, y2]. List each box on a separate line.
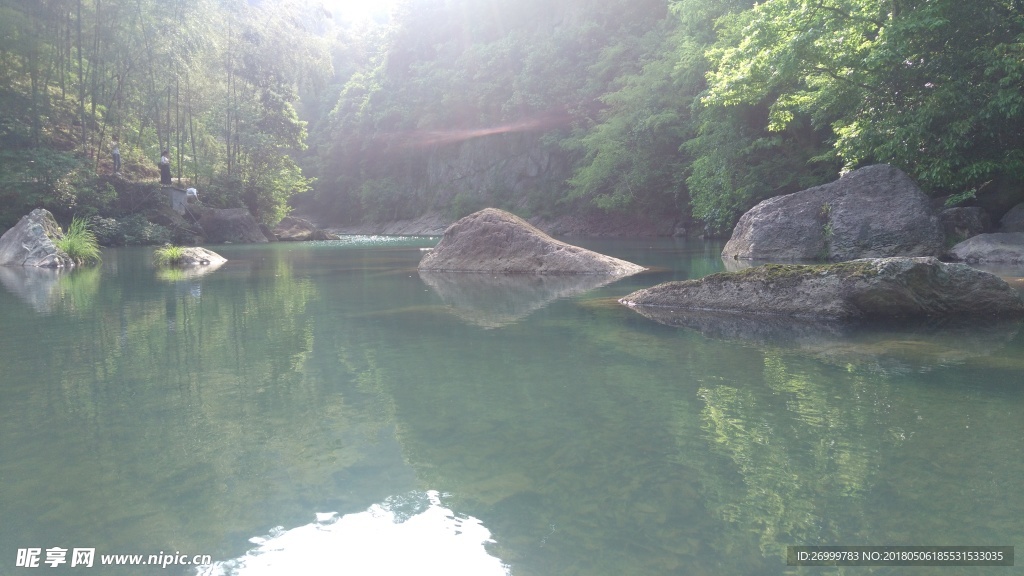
[620, 257, 1024, 321]
[417, 208, 645, 275]
[0, 209, 75, 268]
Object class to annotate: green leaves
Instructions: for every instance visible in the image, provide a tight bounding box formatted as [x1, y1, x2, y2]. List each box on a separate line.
[703, 0, 1024, 197]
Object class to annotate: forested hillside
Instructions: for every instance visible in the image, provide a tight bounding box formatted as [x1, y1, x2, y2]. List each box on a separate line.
[0, 0, 327, 231]
[3, 0, 1023, 238]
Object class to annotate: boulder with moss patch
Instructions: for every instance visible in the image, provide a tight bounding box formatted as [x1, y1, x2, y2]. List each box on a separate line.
[418, 208, 645, 275]
[620, 257, 1024, 320]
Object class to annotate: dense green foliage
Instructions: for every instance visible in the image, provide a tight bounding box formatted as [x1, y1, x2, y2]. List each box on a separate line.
[3, 0, 1022, 237]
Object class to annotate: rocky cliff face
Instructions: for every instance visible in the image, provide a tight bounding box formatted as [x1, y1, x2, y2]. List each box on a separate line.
[415, 130, 569, 219]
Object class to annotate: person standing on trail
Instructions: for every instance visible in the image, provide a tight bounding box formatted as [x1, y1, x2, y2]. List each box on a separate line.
[159, 150, 171, 185]
[111, 137, 121, 175]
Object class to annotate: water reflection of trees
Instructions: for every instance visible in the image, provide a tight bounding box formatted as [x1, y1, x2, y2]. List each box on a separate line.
[698, 354, 887, 562]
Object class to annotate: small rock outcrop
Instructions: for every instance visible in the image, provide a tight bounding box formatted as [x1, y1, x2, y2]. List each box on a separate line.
[940, 206, 992, 245]
[0, 209, 75, 268]
[999, 203, 1024, 233]
[948, 233, 1024, 264]
[722, 165, 944, 261]
[620, 257, 1024, 321]
[173, 247, 227, 266]
[273, 216, 340, 241]
[197, 208, 268, 244]
[418, 208, 645, 275]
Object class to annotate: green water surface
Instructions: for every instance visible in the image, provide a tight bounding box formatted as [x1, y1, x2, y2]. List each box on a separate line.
[1, 238, 1022, 575]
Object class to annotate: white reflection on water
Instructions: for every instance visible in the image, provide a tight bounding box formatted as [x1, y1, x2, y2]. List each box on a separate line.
[197, 491, 509, 576]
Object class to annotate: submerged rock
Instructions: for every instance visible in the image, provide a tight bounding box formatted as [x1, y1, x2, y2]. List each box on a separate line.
[620, 257, 1024, 321]
[722, 165, 944, 261]
[0, 209, 75, 268]
[948, 233, 1024, 264]
[418, 208, 645, 275]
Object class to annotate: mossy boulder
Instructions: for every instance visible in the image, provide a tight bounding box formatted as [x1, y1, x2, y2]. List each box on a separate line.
[418, 208, 645, 275]
[620, 257, 1024, 321]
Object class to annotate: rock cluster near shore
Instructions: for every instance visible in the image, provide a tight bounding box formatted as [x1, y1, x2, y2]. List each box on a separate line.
[418, 208, 645, 276]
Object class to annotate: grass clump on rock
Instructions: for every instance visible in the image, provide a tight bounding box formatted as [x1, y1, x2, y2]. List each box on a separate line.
[153, 244, 187, 267]
[55, 217, 102, 265]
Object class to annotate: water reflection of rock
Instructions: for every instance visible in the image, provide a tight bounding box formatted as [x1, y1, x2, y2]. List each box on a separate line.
[0, 266, 100, 314]
[155, 259, 225, 281]
[629, 306, 1022, 374]
[418, 271, 622, 328]
[0, 266, 63, 313]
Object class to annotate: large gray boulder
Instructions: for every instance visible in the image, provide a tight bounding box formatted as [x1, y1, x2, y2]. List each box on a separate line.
[0, 209, 75, 268]
[197, 208, 269, 244]
[722, 165, 944, 261]
[620, 257, 1024, 321]
[418, 208, 645, 275]
[948, 233, 1024, 264]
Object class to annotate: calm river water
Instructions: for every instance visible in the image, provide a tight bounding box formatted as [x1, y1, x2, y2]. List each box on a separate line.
[1, 238, 1022, 575]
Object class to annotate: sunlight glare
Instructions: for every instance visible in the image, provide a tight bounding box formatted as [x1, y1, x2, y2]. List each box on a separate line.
[319, 0, 399, 22]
